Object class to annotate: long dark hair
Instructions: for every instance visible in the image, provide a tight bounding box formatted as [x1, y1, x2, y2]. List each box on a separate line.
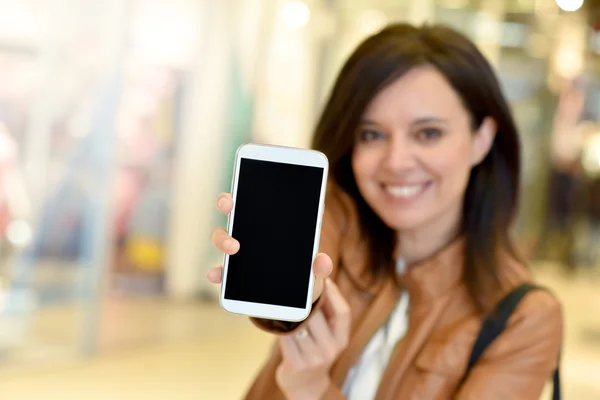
[312, 23, 521, 311]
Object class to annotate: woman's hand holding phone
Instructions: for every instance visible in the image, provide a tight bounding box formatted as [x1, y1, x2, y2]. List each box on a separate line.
[275, 278, 351, 399]
[206, 193, 334, 303]
[208, 192, 351, 399]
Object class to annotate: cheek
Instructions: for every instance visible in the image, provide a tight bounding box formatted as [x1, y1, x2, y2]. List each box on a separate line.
[351, 148, 379, 183]
[428, 141, 474, 192]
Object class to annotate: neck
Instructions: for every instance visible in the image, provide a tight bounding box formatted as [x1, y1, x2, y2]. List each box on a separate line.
[396, 203, 462, 266]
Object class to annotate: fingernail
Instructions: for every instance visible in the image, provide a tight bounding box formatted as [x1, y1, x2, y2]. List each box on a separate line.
[223, 239, 232, 251]
[217, 197, 225, 209]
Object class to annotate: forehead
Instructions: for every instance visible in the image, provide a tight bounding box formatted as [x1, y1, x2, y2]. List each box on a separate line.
[362, 66, 468, 121]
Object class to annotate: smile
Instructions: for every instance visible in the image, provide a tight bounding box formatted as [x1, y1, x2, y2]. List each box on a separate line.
[383, 183, 430, 200]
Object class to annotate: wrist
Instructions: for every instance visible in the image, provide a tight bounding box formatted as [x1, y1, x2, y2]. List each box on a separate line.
[285, 377, 331, 400]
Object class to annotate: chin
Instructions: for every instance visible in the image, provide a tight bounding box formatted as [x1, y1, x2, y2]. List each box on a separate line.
[377, 212, 427, 231]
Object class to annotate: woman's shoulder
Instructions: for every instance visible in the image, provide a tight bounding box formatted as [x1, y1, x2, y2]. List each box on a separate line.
[491, 284, 562, 369]
[472, 253, 563, 371]
[496, 252, 563, 331]
[510, 287, 562, 328]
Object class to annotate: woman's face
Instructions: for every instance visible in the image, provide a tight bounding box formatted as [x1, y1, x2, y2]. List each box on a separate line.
[351, 66, 495, 233]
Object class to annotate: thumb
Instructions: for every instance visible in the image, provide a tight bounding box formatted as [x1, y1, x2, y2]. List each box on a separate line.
[311, 253, 333, 302]
[313, 253, 333, 280]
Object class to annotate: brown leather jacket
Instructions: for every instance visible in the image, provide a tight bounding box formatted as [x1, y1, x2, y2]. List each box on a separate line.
[244, 182, 563, 399]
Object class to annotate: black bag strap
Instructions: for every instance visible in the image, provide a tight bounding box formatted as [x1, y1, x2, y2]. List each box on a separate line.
[466, 283, 561, 400]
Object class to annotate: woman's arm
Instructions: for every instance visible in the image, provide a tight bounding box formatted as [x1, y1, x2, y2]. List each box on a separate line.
[456, 291, 563, 400]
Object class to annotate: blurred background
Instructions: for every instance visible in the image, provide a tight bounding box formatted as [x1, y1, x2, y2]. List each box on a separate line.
[0, 0, 599, 398]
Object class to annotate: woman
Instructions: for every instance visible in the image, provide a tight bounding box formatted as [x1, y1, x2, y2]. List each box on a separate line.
[207, 23, 563, 399]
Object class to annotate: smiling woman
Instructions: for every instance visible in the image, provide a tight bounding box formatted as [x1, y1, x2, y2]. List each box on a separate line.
[352, 67, 495, 242]
[207, 23, 563, 400]
[313, 24, 520, 311]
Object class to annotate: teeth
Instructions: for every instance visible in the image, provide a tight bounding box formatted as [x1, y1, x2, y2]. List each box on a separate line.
[385, 185, 423, 198]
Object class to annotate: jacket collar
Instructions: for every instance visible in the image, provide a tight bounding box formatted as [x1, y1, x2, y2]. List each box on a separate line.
[396, 236, 466, 307]
[339, 225, 466, 302]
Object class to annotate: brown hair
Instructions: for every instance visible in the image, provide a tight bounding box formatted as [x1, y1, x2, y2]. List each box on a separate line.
[312, 23, 521, 311]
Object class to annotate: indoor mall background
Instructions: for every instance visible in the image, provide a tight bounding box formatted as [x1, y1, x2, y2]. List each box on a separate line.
[1, 0, 600, 398]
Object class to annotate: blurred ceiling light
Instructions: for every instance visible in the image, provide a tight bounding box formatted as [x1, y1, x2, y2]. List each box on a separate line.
[550, 18, 586, 84]
[555, 0, 584, 12]
[6, 220, 32, 248]
[282, 0, 311, 28]
[553, 46, 584, 79]
[438, 0, 469, 9]
[356, 10, 387, 36]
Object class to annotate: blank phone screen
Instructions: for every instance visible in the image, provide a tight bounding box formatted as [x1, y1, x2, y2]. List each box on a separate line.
[224, 158, 325, 309]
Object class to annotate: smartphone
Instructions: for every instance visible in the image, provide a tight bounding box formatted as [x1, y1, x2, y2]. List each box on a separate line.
[220, 143, 329, 322]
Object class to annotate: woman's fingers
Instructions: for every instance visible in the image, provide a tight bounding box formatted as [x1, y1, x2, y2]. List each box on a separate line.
[293, 331, 321, 366]
[321, 279, 351, 346]
[306, 311, 337, 358]
[216, 193, 233, 215]
[207, 193, 236, 285]
[210, 227, 240, 254]
[311, 253, 333, 302]
[279, 335, 305, 371]
[206, 266, 223, 284]
[281, 318, 331, 370]
[313, 253, 333, 279]
[279, 309, 345, 374]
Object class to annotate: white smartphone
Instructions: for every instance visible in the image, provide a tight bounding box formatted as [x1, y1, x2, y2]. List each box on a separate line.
[220, 143, 329, 322]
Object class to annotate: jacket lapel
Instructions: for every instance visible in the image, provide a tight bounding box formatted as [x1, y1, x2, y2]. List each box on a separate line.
[330, 277, 400, 387]
[375, 293, 453, 400]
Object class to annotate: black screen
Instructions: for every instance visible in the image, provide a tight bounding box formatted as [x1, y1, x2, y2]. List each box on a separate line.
[224, 158, 324, 309]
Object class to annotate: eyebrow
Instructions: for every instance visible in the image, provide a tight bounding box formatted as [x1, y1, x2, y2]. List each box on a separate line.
[360, 117, 449, 126]
[412, 117, 449, 125]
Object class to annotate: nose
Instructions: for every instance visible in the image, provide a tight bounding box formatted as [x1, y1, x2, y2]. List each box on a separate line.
[382, 135, 418, 172]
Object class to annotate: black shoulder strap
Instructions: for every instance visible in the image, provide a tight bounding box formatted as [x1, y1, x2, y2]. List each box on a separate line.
[466, 283, 561, 400]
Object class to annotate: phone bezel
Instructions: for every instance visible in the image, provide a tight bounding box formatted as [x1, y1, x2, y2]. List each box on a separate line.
[219, 143, 329, 322]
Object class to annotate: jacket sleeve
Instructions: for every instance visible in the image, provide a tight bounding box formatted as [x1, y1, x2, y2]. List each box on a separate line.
[248, 182, 349, 335]
[455, 291, 563, 400]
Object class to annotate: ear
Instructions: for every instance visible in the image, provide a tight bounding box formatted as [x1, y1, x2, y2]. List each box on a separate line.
[471, 117, 496, 166]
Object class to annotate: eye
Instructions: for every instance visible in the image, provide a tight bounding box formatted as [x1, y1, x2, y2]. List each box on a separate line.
[358, 129, 386, 142]
[416, 128, 443, 142]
